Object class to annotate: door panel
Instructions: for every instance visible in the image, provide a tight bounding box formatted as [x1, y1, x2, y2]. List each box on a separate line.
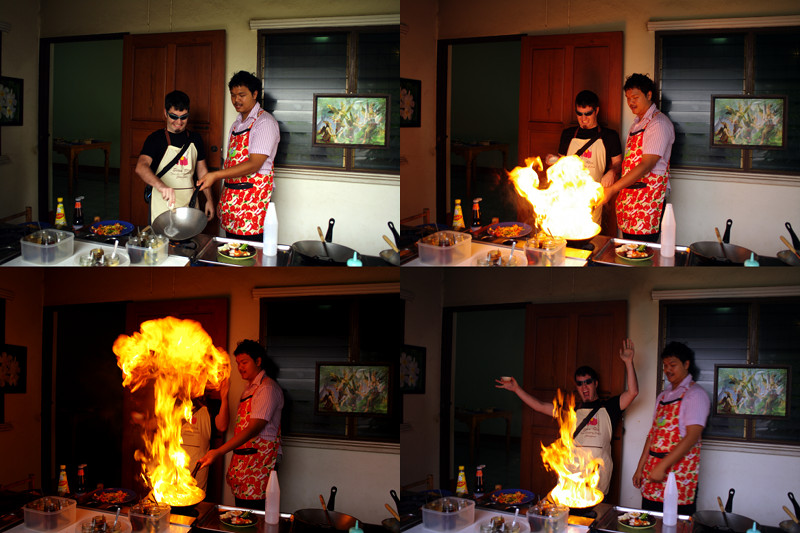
[520, 300, 627, 505]
[120, 30, 225, 226]
[120, 297, 229, 504]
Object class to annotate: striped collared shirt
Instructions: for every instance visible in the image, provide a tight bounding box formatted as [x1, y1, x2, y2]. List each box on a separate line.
[652, 374, 710, 437]
[227, 102, 280, 175]
[628, 103, 675, 175]
[241, 370, 283, 443]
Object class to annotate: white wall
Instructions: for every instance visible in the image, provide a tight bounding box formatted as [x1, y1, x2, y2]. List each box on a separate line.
[402, 268, 800, 527]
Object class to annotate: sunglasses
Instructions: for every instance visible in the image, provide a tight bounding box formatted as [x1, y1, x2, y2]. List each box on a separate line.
[168, 112, 189, 121]
[576, 109, 596, 117]
[575, 377, 594, 386]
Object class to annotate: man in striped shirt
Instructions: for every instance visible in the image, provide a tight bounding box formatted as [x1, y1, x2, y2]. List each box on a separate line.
[602, 74, 675, 243]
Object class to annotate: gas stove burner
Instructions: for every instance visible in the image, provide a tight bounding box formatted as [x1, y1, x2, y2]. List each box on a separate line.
[168, 505, 200, 517]
[568, 506, 597, 518]
[569, 241, 595, 252]
[168, 239, 198, 250]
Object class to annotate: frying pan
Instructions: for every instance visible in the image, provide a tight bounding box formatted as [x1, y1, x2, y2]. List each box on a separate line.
[152, 207, 207, 241]
[689, 219, 754, 266]
[693, 511, 757, 533]
[290, 219, 360, 266]
[292, 487, 358, 532]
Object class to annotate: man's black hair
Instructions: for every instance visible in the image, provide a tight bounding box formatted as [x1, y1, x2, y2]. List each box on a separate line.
[661, 341, 700, 381]
[234, 339, 279, 380]
[575, 90, 600, 109]
[574, 366, 599, 383]
[624, 73, 658, 106]
[165, 90, 190, 112]
[228, 71, 262, 102]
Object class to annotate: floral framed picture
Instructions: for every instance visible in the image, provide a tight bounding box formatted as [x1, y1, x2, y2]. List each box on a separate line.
[710, 95, 786, 149]
[0, 344, 26, 393]
[400, 78, 421, 128]
[0, 76, 23, 126]
[315, 363, 392, 416]
[713, 365, 790, 419]
[400, 344, 425, 394]
[312, 93, 389, 148]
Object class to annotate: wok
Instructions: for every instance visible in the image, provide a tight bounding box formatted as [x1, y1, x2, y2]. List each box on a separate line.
[152, 207, 207, 241]
[693, 511, 758, 533]
[293, 509, 358, 532]
[290, 219, 361, 266]
[689, 219, 754, 266]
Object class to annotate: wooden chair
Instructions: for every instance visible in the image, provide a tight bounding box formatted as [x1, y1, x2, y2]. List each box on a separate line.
[401, 473, 434, 492]
[0, 474, 36, 491]
[401, 207, 430, 226]
[0, 206, 32, 224]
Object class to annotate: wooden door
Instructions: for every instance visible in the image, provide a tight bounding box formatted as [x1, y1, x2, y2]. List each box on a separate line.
[121, 298, 229, 503]
[518, 32, 623, 235]
[519, 300, 627, 504]
[120, 30, 226, 227]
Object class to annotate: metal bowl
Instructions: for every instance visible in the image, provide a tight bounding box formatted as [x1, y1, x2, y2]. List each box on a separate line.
[781, 520, 800, 533]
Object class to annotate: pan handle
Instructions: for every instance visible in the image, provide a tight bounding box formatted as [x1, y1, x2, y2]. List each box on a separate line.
[325, 218, 335, 243]
[328, 486, 337, 511]
[722, 219, 732, 244]
[786, 222, 800, 250]
[388, 221, 401, 247]
[724, 488, 734, 513]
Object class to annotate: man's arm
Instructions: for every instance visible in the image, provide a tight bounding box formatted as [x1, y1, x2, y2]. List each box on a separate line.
[197, 418, 267, 468]
[495, 377, 554, 416]
[135, 154, 176, 205]
[600, 154, 623, 188]
[619, 338, 639, 410]
[600, 154, 660, 204]
[214, 377, 229, 433]
[197, 154, 268, 192]
[195, 159, 215, 220]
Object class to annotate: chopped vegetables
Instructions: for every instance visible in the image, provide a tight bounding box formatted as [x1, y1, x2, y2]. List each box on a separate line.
[219, 242, 256, 258]
[618, 512, 655, 527]
[93, 223, 127, 236]
[488, 224, 526, 238]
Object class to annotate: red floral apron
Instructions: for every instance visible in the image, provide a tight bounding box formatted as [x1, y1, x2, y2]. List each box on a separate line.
[226, 392, 280, 500]
[616, 112, 669, 235]
[218, 109, 274, 236]
[641, 390, 701, 506]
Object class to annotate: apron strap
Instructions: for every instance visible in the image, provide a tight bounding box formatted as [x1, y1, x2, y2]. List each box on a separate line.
[574, 405, 602, 439]
[573, 127, 602, 158]
[157, 132, 191, 178]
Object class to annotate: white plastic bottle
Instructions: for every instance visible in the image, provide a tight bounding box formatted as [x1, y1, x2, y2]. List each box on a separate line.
[264, 469, 280, 524]
[662, 471, 678, 526]
[661, 203, 676, 258]
[263, 202, 278, 257]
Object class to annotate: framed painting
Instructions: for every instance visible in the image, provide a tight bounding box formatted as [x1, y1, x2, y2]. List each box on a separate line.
[315, 362, 392, 416]
[400, 345, 425, 394]
[0, 344, 27, 393]
[710, 95, 786, 149]
[0, 76, 23, 126]
[312, 93, 389, 148]
[713, 365, 790, 419]
[400, 78, 421, 127]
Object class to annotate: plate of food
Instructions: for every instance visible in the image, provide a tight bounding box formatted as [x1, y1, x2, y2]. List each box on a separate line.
[615, 243, 654, 261]
[490, 489, 537, 506]
[617, 512, 656, 529]
[217, 242, 258, 265]
[219, 510, 257, 527]
[485, 222, 533, 239]
[91, 220, 134, 237]
[92, 488, 138, 505]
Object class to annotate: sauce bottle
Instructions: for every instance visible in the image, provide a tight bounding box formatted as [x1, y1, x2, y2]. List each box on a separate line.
[452, 199, 465, 230]
[54, 198, 68, 230]
[455, 465, 468, 497]
[471, 198, 482, 229]
[474, 465, 485, 498]
[72, 197, 85, 231]
[76, 464, 86, 496]
[57, 464, 70, 496]
[264, 470, 280, 524]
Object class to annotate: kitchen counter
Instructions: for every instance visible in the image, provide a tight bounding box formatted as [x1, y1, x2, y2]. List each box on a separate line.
[2, 239, 190, 267]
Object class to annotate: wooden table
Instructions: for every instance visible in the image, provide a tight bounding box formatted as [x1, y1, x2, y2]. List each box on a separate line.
[53, 140, 111, 197]
[451, 142, 509, 203]
[455, 408, 513, 463]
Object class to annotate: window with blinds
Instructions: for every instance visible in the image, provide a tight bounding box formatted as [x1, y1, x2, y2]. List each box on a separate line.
[660, 299, 800, 445]
[262, 294, 401, 442]
[260, 28, 400, 174]
[657, 28, 800, 174]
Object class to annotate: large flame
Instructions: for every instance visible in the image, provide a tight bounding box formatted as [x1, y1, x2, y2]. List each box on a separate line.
[508, 155, 603, 240]
[114, 317, 230, 506]
[540, 389, 604, 508]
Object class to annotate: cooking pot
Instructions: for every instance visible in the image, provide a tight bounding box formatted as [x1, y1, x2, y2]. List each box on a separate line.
[692, 511, 758, 533]
[290, 219, 361, 266]
[689, 220, 754, 266]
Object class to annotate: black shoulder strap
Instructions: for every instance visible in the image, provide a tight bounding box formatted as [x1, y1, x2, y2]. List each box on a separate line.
[157, 134, 192, 178]
[573, 127, 602, 158]
[573, 405, 602, 439]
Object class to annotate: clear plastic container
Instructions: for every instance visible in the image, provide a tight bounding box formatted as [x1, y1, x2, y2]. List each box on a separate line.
[24, 497, 77, 531]
[421, 497, 475, 531]
[527, 503, 568, 533]
[417, 231, 472, 265]
[76, 515, 132, 533]
[20, 229, 75, 264]
[524, 236, 566, 266]
[128, 502, 171, 533]
[126, 234, 169, 265]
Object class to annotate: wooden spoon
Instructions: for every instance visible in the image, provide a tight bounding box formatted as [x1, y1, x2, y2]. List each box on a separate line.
[784, 506, 799, 524]
[319, 494, 334, 528]
[385, 503, 400, 521]
[383, 235, 400, 253]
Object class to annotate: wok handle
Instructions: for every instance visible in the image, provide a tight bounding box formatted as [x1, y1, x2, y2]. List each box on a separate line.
[388, 221, 401, 247]
[789, 492, 800, 520]
[786, 222, 800, 251]
[325, 218, 335, 243]
[722, 219, 732, 244]
[390, 489, 401, 510]
[328, 486, 337, 511]
[725, 488, 734, 513]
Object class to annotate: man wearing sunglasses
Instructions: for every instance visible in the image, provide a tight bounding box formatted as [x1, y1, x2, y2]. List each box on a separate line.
[496, 338, 639, 497]
[547, 91, 622, 230]
[136, 90, 215, 224]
